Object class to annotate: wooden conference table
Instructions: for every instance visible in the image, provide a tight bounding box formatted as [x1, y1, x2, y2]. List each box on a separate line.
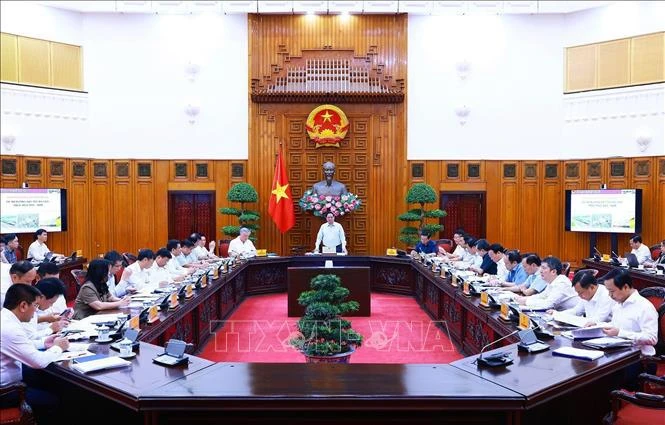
[44, 256, 641, 425]
[582, 258, 665, 290]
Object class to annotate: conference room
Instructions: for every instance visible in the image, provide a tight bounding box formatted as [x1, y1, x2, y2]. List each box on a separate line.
[1, 1, 664, 424]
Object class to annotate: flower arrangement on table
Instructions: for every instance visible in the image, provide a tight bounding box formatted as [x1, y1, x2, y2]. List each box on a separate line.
[298, 190, 362, 217]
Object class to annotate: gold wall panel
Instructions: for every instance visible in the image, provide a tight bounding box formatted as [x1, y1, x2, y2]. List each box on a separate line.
[566, 44, 596, 92]
[597, 39, 630, 89]
[0, 33, 18, 82]
[17, 36, 51, 86]
[631, 32, 665, 84]
[51, 42, 83, 90]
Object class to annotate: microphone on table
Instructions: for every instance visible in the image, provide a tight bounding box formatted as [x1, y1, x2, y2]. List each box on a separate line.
[611, 251, 620, 259]
[476, 330, 519, 368]
[592, 247, 602, 261]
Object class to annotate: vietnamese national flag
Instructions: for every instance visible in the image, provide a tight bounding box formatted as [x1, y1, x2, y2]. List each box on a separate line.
[268, 149, 295, 233]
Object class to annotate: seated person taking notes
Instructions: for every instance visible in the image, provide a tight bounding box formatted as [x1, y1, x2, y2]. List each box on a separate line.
[515, 256, 579, 310]
[550, 270, 615, 326]
[414, 232, 437, 255]
[314, 213, 347, 254]
[229, 228, 257, 258]
[73, 259, 130, 320]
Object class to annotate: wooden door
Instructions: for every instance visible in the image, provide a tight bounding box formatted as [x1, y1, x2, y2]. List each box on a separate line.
[168, 192, 216, 243]
[440, 192, 486, 240]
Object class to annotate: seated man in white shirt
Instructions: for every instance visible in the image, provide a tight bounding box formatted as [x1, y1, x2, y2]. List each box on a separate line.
[229, 228, 257, 258]
[190, 233, 218, 261]
[36, 262, 68, 316]
[27, 229, 61, 262]
[314, 213, 347, 254]
[602, 269, 658, 356]
[628, 235, 652, 265]
[552, 270, 615, 326]
[118, 249, 155, 293]
[24, 278, 69, 341]
[149, 248, 176, 288]
[200, 234, 217, 258]
[489, 244, 509, 281]
[465, 238, 484, 269]
[166, 239, 192, 280]
[0, 284, 69, 423]
[441, 230, 466, 260]
[515, 256, 579, 310]
[1, 261, 38, 307]
[177, 240, 204, 268]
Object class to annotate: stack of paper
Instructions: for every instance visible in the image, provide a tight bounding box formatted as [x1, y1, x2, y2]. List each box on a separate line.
[552, 311, 588, 328]
[552, 346, 604, 361]
[71, 356, 131, 374]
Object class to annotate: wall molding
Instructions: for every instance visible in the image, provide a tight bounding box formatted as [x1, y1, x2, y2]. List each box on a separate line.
[563, 83, 665, 123]
[1, 83, 89, 121]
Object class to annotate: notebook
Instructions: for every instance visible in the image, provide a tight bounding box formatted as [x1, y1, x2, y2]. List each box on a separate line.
[560, 326, 606, 340]
[552, 346, 604, 361]
[552, 311, 588, 328]
[581, 337, 633, 350]
[71, 356, 131, 374]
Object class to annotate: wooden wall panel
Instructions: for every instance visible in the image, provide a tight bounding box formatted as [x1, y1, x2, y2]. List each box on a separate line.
[631, 32, 665, 85]
[566, 44, 597, 92]
[248, 14, 407, 255]
[50, 41, 83, 90]
[597, 39, 631, 89]
[91, 160, 111, 258]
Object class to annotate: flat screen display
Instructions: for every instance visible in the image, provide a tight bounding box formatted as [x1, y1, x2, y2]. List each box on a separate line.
[565, 189, 642, 234]
[0, 188, 68, 233]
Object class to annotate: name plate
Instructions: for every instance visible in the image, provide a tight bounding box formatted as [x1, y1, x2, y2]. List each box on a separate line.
[500, 303, 510, 320]
[76, 249, 83, 257]
[169, 292, 179, 309]
[129, 315, 140, 330]
[451, 274, 459, 287]
[439, 267, 446, 278]
[201, 273, 208, 288]
[186, 284, 194, 298]
[256, 249, 267, 257]
[148, 305, 160, 323]
[213, 267, 219, 279]
[480, 291, 489, 307]
[518, 312, 531, 330]
[386, 248, 397, 256]
[462, 281, 470, 296]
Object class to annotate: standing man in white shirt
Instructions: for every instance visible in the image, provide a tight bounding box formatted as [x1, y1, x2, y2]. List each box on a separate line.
[229, 228, 257, 258]
[602, 269, 658, 356]
[314, 213, 347, 254]
[628, 235, 652, 265]
[515, 256, 579, 310]
[556, 270, 615, 325]
[0, 284, 69, 423]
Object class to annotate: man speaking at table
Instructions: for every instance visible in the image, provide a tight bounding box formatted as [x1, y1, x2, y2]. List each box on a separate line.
[314, 212, 347, 254]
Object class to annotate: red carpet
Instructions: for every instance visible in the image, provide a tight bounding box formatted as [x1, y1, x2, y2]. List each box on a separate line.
[199, 293, 463, 364]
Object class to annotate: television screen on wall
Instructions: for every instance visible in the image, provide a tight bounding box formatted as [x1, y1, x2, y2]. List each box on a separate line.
[0, 188, 68, 233]
[565, 189, 642, 234]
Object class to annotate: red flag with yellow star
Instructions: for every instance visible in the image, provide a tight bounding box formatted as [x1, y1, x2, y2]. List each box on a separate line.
[268, 149, 295, 233]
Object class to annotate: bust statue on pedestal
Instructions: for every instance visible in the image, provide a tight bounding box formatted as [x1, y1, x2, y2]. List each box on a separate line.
[312, 162, 348, 197]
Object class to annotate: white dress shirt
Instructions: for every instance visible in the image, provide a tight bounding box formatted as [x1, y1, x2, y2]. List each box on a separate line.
[452, 245, 465, 258]
[561, 284, 615, 324]
[149, 263, 173, 286]
[315, 222, 346, 251]
[166, 257, 187, 279]
[0, 308, 63, 386]
[122, 262, 151, 292]
[27, 241, 50, 262]
[495, 256, 509, 280]
[609, 290, 658, 356]
[526, 274, 579, 310]
[631, 244, 652, 265]
[228, 237, 257, 258]
[192, 245, 210, 260]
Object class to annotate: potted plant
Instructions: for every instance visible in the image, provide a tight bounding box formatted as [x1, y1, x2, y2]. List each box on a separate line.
[290, 274, 363, 363]
[397, 183, 446, 247]
[219, 182, 260, 242]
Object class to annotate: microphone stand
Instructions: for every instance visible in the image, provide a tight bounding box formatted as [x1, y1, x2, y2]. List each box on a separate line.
[476, 330, 519, 367]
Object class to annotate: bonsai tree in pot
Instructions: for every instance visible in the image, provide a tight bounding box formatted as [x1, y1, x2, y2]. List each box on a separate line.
[219, 182, 260, 242]
[290, 274, 363, 363]
[397, 182, 446, 247]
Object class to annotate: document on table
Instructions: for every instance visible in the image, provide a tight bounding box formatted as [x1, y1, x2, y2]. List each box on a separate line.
[552, 346, 604, 361]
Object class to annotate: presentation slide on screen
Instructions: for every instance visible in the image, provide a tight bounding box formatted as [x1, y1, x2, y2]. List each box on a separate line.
[0, 189, 63, 233]
[570, 190, 636, 233]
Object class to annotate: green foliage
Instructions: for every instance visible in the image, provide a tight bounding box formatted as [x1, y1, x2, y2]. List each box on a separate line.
[290, 274, 363, 357]
[406, 183, 437, 204]
[397, 183, 446, 247]
[227, 183, 258, 203]
[220, 183, 260, 240]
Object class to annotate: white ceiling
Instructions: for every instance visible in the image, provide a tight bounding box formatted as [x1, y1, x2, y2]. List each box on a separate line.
[34, 1, 615, 15]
